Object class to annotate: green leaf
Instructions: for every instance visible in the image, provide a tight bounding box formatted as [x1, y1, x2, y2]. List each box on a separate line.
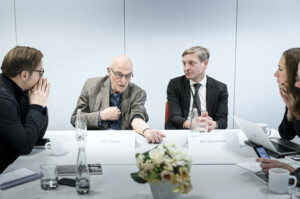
[130, 172, 148, 184]
[150, 171, 159, 180]
[144, 152, 150, 160]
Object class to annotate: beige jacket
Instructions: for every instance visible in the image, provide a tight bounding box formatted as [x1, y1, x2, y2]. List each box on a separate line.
[70, 76, 148, 130]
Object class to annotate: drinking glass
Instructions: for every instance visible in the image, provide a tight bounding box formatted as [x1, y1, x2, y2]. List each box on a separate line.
[76, 121, 87, 141]
[190, 108, 208, 132]
[40, 164, 58, 190]
[197, 120, 208, 133]
[190, 108, 199, 132]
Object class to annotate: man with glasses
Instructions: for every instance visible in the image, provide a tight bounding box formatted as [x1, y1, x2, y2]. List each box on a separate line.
[71, 54, 165, 143]
[165, 46, 228, 130]
[0, 46, 50, 173]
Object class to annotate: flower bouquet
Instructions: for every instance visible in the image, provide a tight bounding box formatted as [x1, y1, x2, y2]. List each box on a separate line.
[131, 143, 192, 197]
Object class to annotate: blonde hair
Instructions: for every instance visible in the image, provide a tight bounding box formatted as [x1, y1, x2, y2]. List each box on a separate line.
[182, 46, 210, 62]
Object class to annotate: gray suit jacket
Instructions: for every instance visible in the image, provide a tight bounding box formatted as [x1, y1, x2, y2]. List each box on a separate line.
[70, 76, 148, 130]
[165, 75, 228, 129]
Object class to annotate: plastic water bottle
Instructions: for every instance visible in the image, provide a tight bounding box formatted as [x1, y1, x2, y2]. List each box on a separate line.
[76, 147, 90, 194]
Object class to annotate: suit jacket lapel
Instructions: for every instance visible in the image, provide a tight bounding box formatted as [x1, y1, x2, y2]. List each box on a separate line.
[120, 84, 131, 129]
[206, 76, 214, 114]
[97, 76, 110, 111]
[183, 77, 190, 118]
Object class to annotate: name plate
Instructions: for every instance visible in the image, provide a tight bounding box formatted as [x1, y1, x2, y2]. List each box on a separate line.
[188, 131, 240, 149]
[85, 132, 136, 164]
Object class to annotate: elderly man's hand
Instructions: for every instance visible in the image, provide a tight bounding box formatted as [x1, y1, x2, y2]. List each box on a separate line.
[144, 129, 166, 144]
[100, 107, 121, 121]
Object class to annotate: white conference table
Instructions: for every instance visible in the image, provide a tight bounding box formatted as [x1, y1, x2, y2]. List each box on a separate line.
[1, 129, 299, 199]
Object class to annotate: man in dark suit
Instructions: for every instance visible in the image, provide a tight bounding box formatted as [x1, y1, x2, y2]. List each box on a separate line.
[165, 46, 228, 130]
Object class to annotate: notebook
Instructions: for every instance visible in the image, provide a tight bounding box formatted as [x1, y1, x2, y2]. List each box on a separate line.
[233, 116, 297, 157]
[0, 168, 40, 190]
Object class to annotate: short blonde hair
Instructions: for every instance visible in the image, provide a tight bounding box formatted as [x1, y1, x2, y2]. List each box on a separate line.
[182, 46, 210, 62]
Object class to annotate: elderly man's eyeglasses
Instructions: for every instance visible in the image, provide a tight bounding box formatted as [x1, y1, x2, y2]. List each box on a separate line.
[33, 69, 45, 76]
[110, 67, 133, 80]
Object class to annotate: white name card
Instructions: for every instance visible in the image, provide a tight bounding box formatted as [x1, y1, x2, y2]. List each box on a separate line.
[85, 132, 136, 164]
[188, 131, 240, 149]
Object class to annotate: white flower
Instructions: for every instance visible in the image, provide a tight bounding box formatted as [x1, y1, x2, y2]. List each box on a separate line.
[136, 154, 145, 167]
[149, 148, 164, 164]
[163, 160, 174, 171]
[133, 143, 193, 194]
[160, 171, 174, 182]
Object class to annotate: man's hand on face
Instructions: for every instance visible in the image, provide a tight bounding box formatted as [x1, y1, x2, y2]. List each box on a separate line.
[29, 77, 50, 107]
[100, 107, 121, 121]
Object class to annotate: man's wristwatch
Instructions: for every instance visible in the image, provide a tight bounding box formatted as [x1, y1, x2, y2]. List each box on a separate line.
[291, 168, 300, 182]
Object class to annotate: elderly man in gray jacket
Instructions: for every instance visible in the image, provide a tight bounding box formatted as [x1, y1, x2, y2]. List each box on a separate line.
[71, 54, 165, 143]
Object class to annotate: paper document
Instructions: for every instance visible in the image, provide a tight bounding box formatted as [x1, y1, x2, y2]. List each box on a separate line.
[188, 131, 240, 149]
[236, 161, 261, 172]
[237, 161, 268, 183]
[85, 132, 136, 164]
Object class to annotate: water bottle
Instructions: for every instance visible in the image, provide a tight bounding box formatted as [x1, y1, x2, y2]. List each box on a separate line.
[76, 147, 90, 194]
[190, 108, 199, 132]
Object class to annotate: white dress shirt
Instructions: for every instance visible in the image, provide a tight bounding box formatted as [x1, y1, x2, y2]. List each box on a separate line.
[187, 76, 207, 121]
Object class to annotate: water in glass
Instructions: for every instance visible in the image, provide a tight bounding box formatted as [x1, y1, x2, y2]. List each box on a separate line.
[41, 177, 58, 190]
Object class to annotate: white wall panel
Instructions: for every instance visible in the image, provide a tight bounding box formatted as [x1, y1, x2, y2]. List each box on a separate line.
[0, 0, 16, 66]
[235, 0, 300, 129]
[126, 0, 237, 129]
[15, 0, 124, 130]
[3, 0, 299, 131]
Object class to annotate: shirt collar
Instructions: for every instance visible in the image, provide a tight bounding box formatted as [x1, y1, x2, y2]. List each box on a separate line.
[109, 85, 122, 99]
[189, 75, 207, 87]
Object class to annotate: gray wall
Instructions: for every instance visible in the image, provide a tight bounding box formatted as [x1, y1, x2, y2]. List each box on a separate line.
[1, 0, 299, 130]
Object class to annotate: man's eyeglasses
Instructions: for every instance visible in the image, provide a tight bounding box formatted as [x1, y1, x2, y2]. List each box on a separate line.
[33, 69, 45, 76]
[110, 67, 133, 80]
